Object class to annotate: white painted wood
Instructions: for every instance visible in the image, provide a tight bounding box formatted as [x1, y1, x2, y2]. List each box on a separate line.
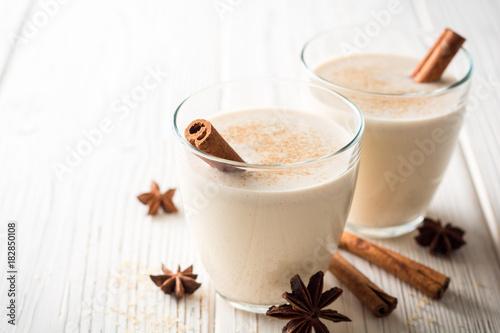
[422, 0, 500, 239]
[0, 0, 499, 332]
[0, 0, 34, 82]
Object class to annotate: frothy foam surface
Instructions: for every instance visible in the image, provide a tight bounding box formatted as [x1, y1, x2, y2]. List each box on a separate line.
[315, 54, 458, 119]
[199, 109, 354, 190]
[211, 108, 349, 165]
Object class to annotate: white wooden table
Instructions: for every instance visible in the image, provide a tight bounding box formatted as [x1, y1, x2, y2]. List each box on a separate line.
[1, 0, 500, 332]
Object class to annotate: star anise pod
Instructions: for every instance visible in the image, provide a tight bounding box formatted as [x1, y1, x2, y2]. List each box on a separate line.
[150, 264, 201, 299]
[415, 217, 466, 256]
[266, 271, 351, 333]
[137, 181, 178, 215]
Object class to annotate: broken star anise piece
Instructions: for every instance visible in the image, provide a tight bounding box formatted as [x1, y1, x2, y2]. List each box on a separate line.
[415, 217, 466, 256]
[266, 271, 351, 333]
[137, 181, 178, 215]
[150, 264, 201, 299]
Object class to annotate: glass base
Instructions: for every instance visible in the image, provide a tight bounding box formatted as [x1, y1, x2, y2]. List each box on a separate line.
[345, 215, 424, 238]
[218, 292, 277, 314]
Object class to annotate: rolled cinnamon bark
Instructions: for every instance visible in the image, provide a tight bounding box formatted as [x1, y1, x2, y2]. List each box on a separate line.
[184, 119, 245, 172]
[330, 252, 397, 317]
[340, 232, 450, 299]
[411, 28, 465, 83]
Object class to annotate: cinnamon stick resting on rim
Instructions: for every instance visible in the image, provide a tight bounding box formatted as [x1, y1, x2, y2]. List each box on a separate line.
[340, 232, 450, 299]
[184, 119, 245, 172]
[411, 28, 465, 83]
[330, 252, 397, 317]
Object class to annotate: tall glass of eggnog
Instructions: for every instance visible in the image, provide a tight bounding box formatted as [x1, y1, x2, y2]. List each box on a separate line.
[173, 79, 363, 312]
[302, 28, 473, 238]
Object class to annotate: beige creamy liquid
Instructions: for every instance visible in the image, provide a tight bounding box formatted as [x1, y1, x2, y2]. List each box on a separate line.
[315, 54, 464, 227]
[177, 109, 359, 305]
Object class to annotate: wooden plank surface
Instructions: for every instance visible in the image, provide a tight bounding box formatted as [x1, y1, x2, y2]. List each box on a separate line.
[0, 0, 35, 81]
[0, 0, 499, 332]
[422, 0, 500, 254]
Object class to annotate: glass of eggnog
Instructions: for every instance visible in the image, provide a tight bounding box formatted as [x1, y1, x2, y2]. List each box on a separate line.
[173, 79, 363, 312]
[302, 28, 473, 238]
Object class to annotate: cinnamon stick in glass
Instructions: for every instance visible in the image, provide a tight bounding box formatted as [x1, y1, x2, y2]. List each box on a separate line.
[184, 119, 245, 172]
[340, 232, 450, 299]
[329, 252, 397, 317]
[411, 28, 465, 83]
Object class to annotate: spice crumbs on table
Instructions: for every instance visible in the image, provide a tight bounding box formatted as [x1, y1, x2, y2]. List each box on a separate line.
[419, 296, 430, 305]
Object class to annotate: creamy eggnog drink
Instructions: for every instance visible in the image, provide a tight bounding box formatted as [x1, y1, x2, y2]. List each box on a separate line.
[302, 29, 473, 237]
[173, 79, 363, 312]
[315, 54, 462, 229]
[302, 29, 472, 237]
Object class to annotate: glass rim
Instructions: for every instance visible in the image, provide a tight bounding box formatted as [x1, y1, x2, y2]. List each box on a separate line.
[172, 78, 364, 170]
[301, 27, 474, 98]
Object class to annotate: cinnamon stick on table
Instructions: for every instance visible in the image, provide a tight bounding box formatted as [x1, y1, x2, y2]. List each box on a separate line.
[411, 28, 465, 83]
[185, 119, 245, 172]
[330, 252, 397, 317]
[340, 232, 450, 299]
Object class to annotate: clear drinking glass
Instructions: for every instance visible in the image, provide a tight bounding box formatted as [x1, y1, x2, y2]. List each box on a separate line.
[302, 28, 473, 238]
[172, 79, 363, 313]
